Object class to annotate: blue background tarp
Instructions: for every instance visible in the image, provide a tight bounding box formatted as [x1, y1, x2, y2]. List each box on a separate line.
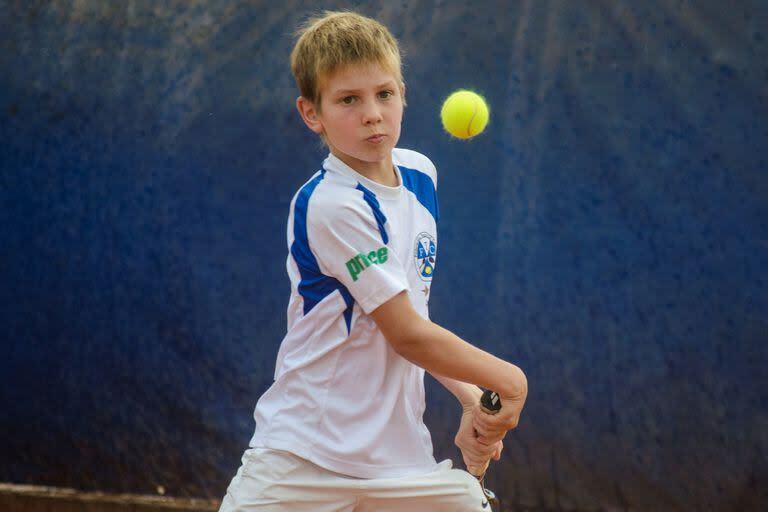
[1, 1, 766, 510]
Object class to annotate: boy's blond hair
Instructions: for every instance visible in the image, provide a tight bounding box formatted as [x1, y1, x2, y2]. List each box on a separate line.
[290, 11, 403, 109]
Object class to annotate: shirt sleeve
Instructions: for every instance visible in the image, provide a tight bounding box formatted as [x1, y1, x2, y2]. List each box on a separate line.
[307, 198, 408, 314]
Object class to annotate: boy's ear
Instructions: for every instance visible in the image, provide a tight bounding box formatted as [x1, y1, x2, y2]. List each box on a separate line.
[296, 96, 323, 134]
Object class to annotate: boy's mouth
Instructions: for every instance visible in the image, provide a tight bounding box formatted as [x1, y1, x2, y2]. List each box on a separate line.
[366, 134, 385, 144]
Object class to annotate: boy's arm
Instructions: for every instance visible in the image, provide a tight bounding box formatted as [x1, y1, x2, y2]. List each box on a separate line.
[370, 290, 528, 437]
[429, 373, 482, 409]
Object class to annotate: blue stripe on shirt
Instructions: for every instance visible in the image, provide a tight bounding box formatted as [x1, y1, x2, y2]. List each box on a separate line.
[355, 183, 389, 245]
[290, 170, 354, 332]
[399, 165, 440, 222]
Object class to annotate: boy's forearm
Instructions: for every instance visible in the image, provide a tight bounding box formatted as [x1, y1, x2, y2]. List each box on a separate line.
[404, 318, 527, 399]
[372, 291, 527, 399]
[430, 373, 482, 409]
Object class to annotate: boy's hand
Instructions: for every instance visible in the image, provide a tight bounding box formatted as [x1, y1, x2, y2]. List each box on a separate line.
[455, 404, 503, 471]
[473, 392, 527, 446]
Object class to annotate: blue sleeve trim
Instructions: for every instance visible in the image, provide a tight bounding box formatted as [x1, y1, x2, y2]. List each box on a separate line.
[290, 170, 354, 332]
[355, 183, 389, 245]
[398, 165, 440, 222]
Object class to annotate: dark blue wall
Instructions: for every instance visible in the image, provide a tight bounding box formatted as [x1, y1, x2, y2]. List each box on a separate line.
[2, 1, 766, 510]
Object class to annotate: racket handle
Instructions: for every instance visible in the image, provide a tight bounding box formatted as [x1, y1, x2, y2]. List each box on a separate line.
[468, 389, 502, 478]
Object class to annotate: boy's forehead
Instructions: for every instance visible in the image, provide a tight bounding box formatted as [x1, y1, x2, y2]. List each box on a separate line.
[319, 62, 401, 94]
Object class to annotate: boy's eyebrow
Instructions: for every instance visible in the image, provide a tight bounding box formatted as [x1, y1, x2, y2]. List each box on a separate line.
[332, 81, 397, 95]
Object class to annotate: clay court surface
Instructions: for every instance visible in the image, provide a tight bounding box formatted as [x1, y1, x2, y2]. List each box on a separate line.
[0, 483, 218, 512]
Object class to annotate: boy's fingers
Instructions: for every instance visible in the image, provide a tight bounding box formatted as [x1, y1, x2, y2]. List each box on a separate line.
[493, 441, 503, 460]
[467, 436, 498, 456]
[461, 443, 494, 468]
[473, 414, 499, 433]
[475, 413, 520, 434]
[477, 434, 504, 447]
[473, 419, 506, 440]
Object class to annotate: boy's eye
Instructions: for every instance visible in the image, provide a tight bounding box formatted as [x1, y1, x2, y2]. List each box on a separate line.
[378, 90, 393, 100]
[341, 96, 356, 105]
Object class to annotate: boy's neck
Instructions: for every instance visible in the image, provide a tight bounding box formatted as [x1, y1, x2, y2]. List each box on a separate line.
[331, 149, 399, 187]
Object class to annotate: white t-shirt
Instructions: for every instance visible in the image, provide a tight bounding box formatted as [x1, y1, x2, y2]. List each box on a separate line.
[250, 148, 441, 479]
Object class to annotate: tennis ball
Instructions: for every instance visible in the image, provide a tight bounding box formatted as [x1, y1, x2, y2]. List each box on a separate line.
[440, 90, 490, 139]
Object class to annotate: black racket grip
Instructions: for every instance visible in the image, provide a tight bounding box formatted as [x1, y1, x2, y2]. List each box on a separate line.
[480, 389, 501, 415]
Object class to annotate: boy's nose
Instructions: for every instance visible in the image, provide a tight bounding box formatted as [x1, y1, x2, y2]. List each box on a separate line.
[362, 102, 383, 125]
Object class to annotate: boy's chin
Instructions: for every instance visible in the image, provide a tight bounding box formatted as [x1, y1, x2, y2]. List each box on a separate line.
[340, 146, 393, 163]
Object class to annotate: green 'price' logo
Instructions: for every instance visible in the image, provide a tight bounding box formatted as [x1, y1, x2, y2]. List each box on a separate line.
[346, 247, 389, 281]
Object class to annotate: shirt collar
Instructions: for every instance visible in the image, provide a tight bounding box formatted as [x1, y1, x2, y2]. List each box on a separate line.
[323, 152, 402, 199]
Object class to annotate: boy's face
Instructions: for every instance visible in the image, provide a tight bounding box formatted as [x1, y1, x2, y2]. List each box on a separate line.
[298, 63, 404, 177]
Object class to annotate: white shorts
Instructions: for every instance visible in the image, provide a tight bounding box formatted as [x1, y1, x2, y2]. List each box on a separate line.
[219, 447, 493, 512]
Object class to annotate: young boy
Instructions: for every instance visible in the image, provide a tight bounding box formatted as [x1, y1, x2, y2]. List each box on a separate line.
[219, 11, 527, 512]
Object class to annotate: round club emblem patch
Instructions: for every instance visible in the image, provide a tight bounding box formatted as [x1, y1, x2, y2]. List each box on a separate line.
[414, 232, 437, 281]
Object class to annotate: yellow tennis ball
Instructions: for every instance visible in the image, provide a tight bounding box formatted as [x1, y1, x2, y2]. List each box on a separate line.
[440, 90, 490, 139]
